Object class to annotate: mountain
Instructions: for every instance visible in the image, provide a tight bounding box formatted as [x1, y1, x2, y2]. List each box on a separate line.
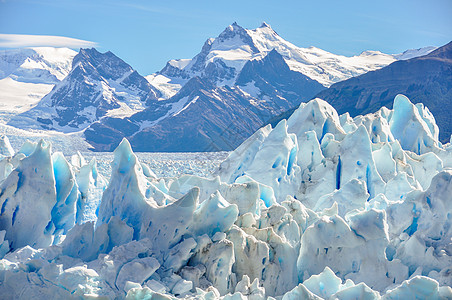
[85, 49, 325, 151]
[8, 48, 161, 132]
[235, 49, 324, 102]
[82, 22, 425, 152]
[147, 22, 429, 99]
[0, 47, 76, 115]
[314, 41, 452, 142]
[393, 46, 437, 60]
[1, 23, 439, 151]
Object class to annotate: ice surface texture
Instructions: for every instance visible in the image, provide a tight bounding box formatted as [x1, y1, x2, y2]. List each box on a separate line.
[0, 94, 451, 299]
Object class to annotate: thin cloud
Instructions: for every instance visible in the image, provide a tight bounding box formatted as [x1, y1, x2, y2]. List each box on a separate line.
[0, 33, 97, 48]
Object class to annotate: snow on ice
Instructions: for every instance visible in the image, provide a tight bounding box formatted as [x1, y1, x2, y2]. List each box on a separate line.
[0, 94, 451, 299]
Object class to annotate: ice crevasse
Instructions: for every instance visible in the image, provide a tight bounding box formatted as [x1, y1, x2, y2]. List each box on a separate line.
[0, 94, 450, 299]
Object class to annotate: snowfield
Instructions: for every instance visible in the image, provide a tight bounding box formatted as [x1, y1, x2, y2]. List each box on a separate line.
[148, 23, 436, 99]
[82, 151, 229, 180]
[0, 95, 451, 299]
[0, 47, 76, 115]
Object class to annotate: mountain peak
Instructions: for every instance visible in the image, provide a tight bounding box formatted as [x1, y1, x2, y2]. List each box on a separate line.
[74, 48, 100, 66]
[78, 48, 119, 61]
[213, 22, 259, 54]
[221, 22, 247, 35]
[393, 46, 438, 61]
[73, 48, 132, 79]
[157, 22, 403, 91]
[78, 47, 100, 56]
[8, 47, 160, 133]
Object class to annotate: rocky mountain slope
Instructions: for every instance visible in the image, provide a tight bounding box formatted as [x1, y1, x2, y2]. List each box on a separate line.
[8, 48, 160, 132]
[315, 41, 452, 142]
[85, 49, 325, 151]
[148, 22, 408, 98]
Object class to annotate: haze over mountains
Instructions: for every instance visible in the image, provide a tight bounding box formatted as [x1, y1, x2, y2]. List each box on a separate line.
[0, 22, 441, 151]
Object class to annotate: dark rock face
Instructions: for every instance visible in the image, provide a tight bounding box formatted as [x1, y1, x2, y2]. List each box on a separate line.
[236, 49, 325, 104]
[131, 83, 265, 152]
[315, 41, 452, 142]
[71, 49, 132, 81]
[85, 118, 140, 151]
[159, 61, 189, 79]
[8, 48, 160, 132]
[85, 50, 325, 152]
[268, 42, 452, 142]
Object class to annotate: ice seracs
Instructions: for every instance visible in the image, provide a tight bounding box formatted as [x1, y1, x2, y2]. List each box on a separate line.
[389, 94, 439, 154]
[0, 94, 451, 299]
[0, 136, 14, 158]
[0, 140, 56, 250]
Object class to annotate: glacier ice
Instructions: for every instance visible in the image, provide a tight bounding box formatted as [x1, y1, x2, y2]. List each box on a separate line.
[0, 136, 14, 158]
[389, 94, 439, 155]
[0, 140, 56, 250]
[0, 94, 451, 299]
[75, 155, 107, 224]
[52, 152, 79, 235]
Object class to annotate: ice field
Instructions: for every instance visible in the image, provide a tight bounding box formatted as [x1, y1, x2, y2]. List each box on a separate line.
[0, 95, 451, 299]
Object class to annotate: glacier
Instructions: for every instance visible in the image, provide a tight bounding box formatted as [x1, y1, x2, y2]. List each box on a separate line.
[0, 94, 451, 299]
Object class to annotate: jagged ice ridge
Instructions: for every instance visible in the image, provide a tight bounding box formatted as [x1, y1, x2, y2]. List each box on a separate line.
[0, 95, 451, 299]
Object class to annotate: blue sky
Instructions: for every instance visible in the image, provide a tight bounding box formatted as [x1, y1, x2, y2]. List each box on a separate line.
[1, 0, 451, 75]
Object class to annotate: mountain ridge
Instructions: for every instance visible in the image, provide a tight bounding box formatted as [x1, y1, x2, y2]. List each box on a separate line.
[148, 22, 435, 99]
[84, 49, 325, 151]
[7, 48, 161, 132]
[314, 41, 452, 142]
[0, 23, 441, 151]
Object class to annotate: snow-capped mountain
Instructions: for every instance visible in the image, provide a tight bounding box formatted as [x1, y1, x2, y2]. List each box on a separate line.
[85, 49, 325, 151]
[0, 23, 439, 152]
[393, 46, 437, 60]
[0, 47, 76, 114]
[147, 22, 431, 99]
[315, 41, 452, 142]
[8, 48, 161, 132]
[0, 47, 75, 82]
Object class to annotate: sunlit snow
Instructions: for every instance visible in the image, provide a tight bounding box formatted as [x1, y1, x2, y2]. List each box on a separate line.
[0, 95, 450, 299]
